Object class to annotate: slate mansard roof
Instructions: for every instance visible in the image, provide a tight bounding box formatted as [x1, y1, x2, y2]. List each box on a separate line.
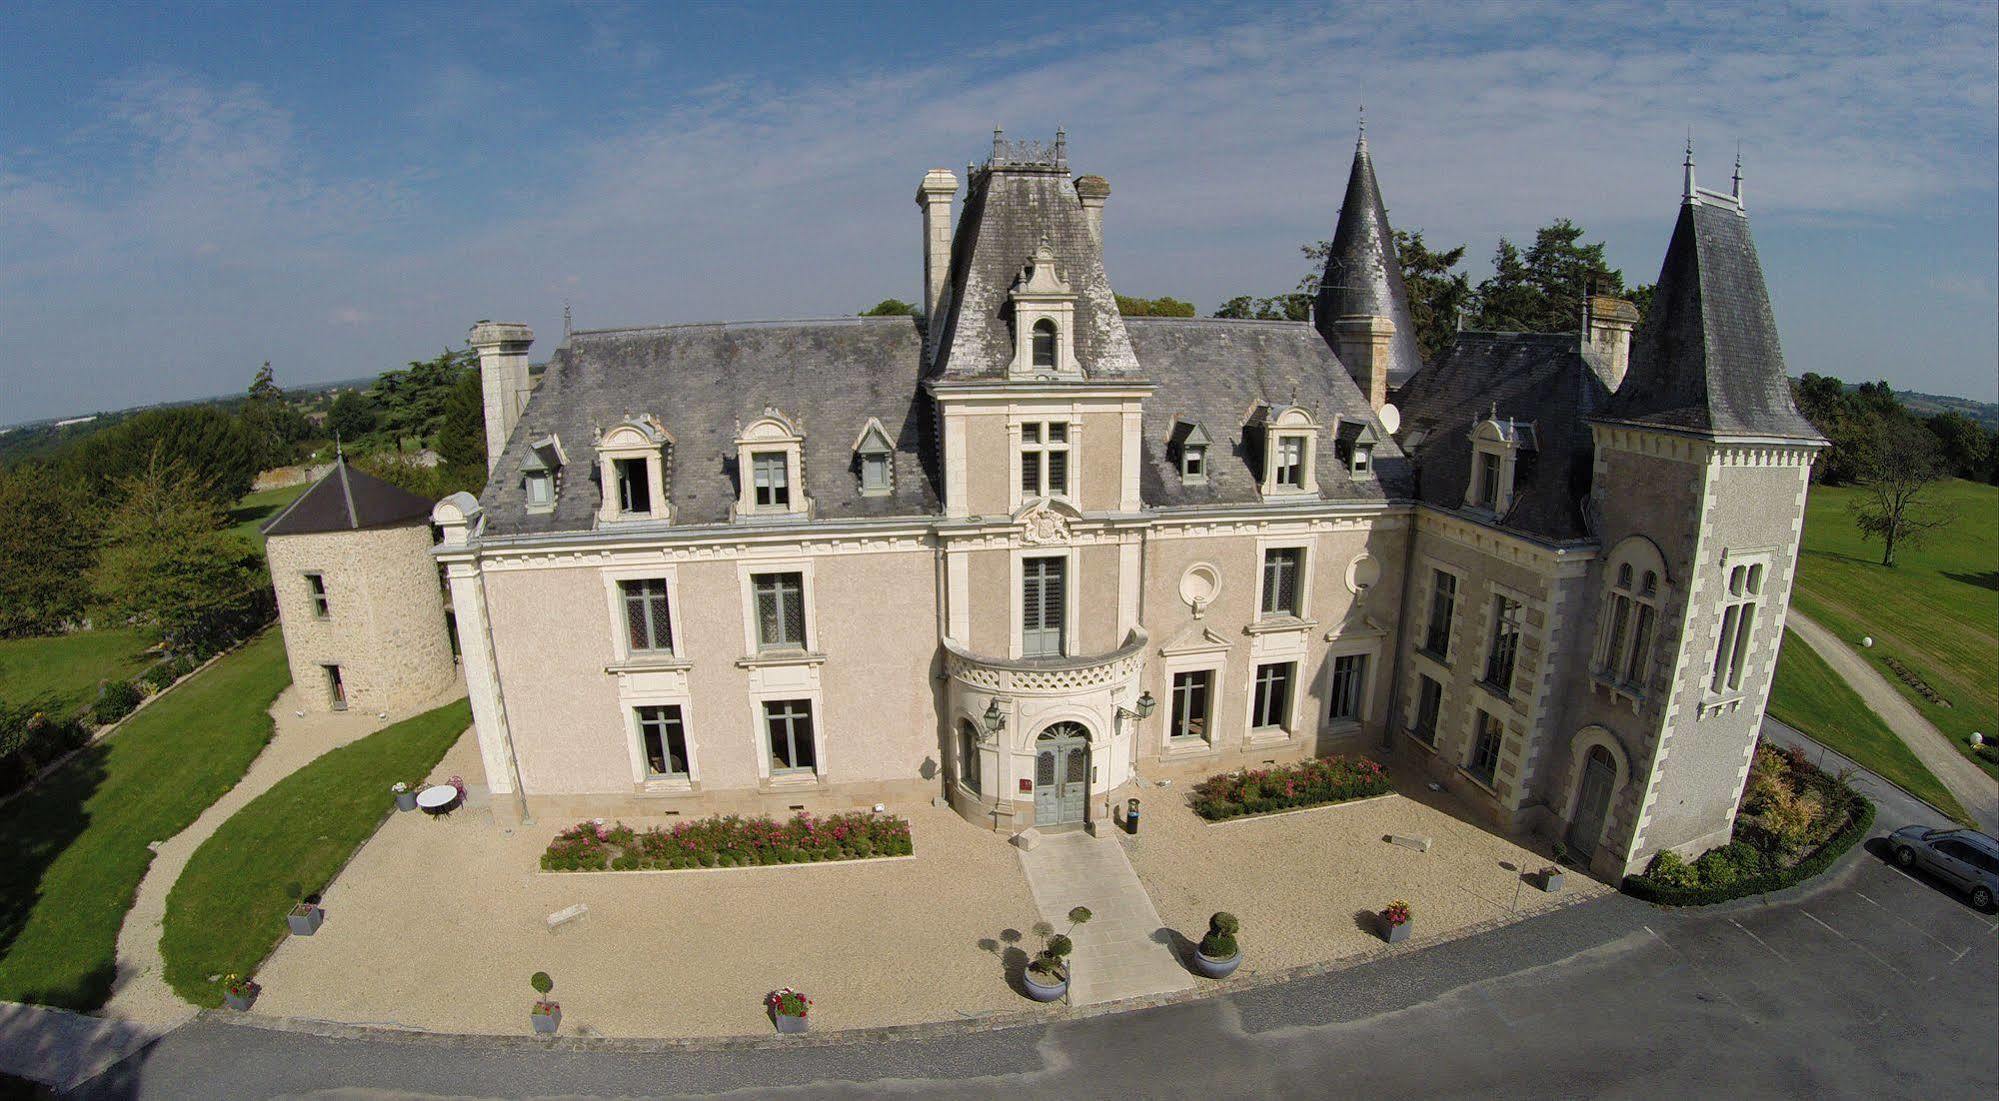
[263, 456, 438, 537]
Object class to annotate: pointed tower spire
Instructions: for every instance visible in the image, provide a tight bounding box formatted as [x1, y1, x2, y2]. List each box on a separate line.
[1315, 122, 1423, 409]
[1683, 132, 1698, 206]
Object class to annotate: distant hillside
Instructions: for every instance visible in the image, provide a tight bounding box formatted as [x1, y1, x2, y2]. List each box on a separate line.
[0, 376, 375, 466]
[1898, 389, 1999, 431]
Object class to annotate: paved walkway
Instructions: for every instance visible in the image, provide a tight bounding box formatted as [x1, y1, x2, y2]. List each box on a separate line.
[1787, 610, 1998, 832]
[0, 1001, 164, 1094]
[1015, 829, 1193, 1005]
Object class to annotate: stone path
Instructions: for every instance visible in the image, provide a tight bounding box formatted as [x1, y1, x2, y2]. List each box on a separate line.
[1787, 611, 1998, 832]
[1015, 829, 1193, 1005]
[98, 680, 464, 1030]
[0, 1000, 164, 1093]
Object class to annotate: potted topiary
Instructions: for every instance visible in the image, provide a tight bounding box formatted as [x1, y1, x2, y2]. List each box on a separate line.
[530, 971, 560, 1034]
[1191, 911, 1242, 978]
[392, 782, 418, 812]
[222, 973, 259, 1011]
[1381, 899, 1412, 944]
[285, 882, 324, 936]
[1022, 906, 1092, 1002]
[766, 987, 812, 1033]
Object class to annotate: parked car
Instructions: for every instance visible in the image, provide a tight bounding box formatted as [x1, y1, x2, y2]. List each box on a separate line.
[1887, 826, 1999, 911]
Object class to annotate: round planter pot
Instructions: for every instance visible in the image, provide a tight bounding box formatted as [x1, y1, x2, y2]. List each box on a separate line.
[395, 791, 418, 812]
[1022, 969, 1068, 1002]
[1191, 949, 1242, 979]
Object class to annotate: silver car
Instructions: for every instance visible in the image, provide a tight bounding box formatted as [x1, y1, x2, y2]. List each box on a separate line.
[1889, 826, 1999, 911]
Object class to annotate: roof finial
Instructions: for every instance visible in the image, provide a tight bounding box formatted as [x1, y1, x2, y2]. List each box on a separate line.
[1731, 141, 1745, 209]
[1357, 103, 1367, 151]
[334, 431, 344, 462]
[563, 300, 572, 337]
[1682, 130, 1698, 206]
[992, 125, 1004, 163]
[1054, 125, 1067, 167]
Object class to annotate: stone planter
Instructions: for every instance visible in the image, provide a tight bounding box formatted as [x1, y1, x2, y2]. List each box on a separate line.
[287, 904, 324, 936]
[771, 1011, 809, 1035]
[1541, 869, 1566, 893]
[223, 985, 259, 1012]
[1022, 968, 1068, 1002]
[1383, 917, 1411, 944]
[395, 790, 418, 812]
[531, 1005, 561, 1035]
[1191, 949, 1242, 979]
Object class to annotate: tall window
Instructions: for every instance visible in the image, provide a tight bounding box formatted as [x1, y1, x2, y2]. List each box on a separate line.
[1170, 669, 1213, 743]
[615, 457, 651, 514]
[324, 664, 346, 711]
[620, 578, 673, 653]
[1600, 563, 1660, 689]
[1484, 596, 1522, 694]
[1251, 661, 1293, 730]
[1468, 710, 1503, 785]
[1022, 556, 1066, 658]
[1412, 675, 1443, 745]
[958, 720, 981, 793]
[763, 699, 816, 774]
[636, 704, 689, 778]
[1423, 570, 1457, 658]
[751, 451, 790, 508]
[1260, 548, 1303, 617]
[1475, 451, 1500, 509]
[1711, 563, 1765, 694]
[1274, 435, 1307, 488]
[1031, 319, 1057, 368]
[1020, 422, 1070, 498]
[753, 572, 807, 651]
[305, 573, 329, 618]
[1328, 653, 1369, 722]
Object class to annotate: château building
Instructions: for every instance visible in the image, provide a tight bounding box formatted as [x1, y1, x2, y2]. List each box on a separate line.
[426, 128, 1821, 880]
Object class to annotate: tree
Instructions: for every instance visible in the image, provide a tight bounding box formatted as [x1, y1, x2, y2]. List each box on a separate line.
[1212, 294, 1308, 321]
[93, 450, 270, 654]
[59, 406, 259, 506]
[1471, 219, 1627, 334]
[0, 464, 99, 637]
[1924, 411, 1993, 481]
[326, 390, 378, 444]
[1850, 419, 1956, 567]
[858, 299, 918, 317]
[354, 450, 484, 501]
[1393, 230, 1472, 363]
[239, 362, 310, 471]
[434, 370, 487, 470]
[370, 348, 478, 447]
[1115, 295, 1197, 318]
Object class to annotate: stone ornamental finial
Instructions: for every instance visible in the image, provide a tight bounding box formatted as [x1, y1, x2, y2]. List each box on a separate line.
[1055, 126, 1066, 165]
[993, 126, 1004, 162]
[1732, 142, 1745, 210]
[1357, 103, 1366, 150]
[1683, 131, 1698, 206]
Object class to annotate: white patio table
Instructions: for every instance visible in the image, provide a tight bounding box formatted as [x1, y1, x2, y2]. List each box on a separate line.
[416, 784, 459, 814]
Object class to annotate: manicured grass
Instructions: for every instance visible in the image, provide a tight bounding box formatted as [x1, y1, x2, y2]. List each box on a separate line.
[1789, 478, 1998, 779]
[161, 697, 470, 1007]
[227, 483, 310, 549]
[0, 627, 152, 715]
[1769, 629, 1973, 825]
[0, 632, 289, 1010]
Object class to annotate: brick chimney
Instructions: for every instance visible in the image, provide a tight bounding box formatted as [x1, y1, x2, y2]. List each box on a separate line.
[1329, 315, 1396, 412]
[1584, 295, 1640, 392]
[915, 168, 958, 321]
[468, 321, 534, 473]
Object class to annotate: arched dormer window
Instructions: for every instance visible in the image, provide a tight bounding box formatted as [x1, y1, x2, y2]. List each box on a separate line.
[595, 417, 671, 524]
[1007, 241, 1079, 377]
[1466, 412, 1536, 516]
[1596, 535, 1667, 694]
[734, 407, 810, 520]
[1031, 319, 1057, 368]
[1249, 402, 1319, 499]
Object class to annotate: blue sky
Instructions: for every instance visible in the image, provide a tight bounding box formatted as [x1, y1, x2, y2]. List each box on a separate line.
[2, 0, 1994, 424]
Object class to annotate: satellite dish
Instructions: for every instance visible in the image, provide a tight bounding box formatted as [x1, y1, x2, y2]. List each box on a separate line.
[1378, 403, 1402, 435]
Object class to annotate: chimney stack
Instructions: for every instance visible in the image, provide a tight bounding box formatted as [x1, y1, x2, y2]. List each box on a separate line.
[1329, 315, 1395, 412]
[915, 168, 959, 321]
[468, 321, 535, 472]
[1075, 174, 1110, 244]
[1584, 295, 1639, 392]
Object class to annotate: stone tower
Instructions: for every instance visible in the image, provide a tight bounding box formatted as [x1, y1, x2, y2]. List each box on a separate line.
[1314, 128, 1424, 411]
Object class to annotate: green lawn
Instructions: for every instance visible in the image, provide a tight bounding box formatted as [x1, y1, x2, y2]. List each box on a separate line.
[1789, 478, 1999, 780]
[1769, 628, 1973, 825]
[227, 482, 310, 549]
[161, 697, 470, 1007]
[0, 627, 152, 714]
[0, 632, 290, 1009]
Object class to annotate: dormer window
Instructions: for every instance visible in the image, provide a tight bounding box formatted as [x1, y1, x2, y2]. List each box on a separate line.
[1275, 437, 1306, 487]
[1466, 412, 1533, 516]
[1183, 445, 1206, 480]
[525, 468, 554, 507]
[520, 433, 565, 512]
[751, 452, 790, 508]
[1032, 320, 1058, 368]
[734, 408, 810, 520]
[1335, 418, 1378, 479]
[1250, 403, 1319, 499]
[1169, 419, 1212, 485]
[595, 417, 671, 524]
[1475, 452, 1500, 509]
[852, 418, 895, 497]
[1008, 242, 1080, 377]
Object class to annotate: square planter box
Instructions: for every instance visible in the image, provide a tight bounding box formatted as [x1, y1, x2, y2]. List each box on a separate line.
[224, 986, 259, 1012]
[287, 904, 324, 936]
[1384, 918, 1411, 944]
[772, 1012, 809, 1035]
[531, 1006, 561, 1035]
[1541, 870, 1566, 893]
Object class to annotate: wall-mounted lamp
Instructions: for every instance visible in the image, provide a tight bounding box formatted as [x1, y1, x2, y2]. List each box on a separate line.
[982, 697, 1009, 737]
[1119, 691, 1157, 721]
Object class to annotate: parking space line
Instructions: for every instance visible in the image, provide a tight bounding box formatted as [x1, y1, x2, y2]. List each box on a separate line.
[1642, 925, 1750, 1017]
[1852, 890, 1966, 954]
[1726, 918, 1792, 964]
[1799, 910, 1919, 986]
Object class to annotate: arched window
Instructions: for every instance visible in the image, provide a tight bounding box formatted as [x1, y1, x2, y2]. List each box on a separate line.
[1598, 537, 1666, 692]
[1031, 319, 1057, 368]
[957, 720, 981, 794]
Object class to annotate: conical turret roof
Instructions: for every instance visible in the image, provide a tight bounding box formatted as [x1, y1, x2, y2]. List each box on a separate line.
[1313, 134, 1424, 386]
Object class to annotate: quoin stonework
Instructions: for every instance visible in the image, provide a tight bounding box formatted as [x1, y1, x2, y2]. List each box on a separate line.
[420, 128, 1821, 880]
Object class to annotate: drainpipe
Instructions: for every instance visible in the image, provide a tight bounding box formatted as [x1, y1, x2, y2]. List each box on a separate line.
[1380, 501, 1422, 755]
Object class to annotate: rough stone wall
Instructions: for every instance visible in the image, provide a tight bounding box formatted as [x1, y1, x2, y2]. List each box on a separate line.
[267, 523, 455, 714]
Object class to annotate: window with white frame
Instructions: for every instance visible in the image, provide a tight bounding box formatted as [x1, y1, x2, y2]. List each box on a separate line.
[524, 468, 555, 507]
[1253, 405, 1318, 497]
[636, 704, 689, 778]
[763, 699, 817, 774]
[1711, 561, 1766, 694]
[1474, 451, 1501, 510]
[1031, 319, 1058, 368]
[1600, 562, 1661, 689]
[1260, 547, 1304, 618]
[1021, 556, 1066, 658]
[732, 409, 807, 519]
[1328, 653, 1369, 722]
[1274, 436, 1307, 488]
[1251, 661, 1294, 730]
[1412, 675, 1443, 744]
[752, 572, 807, 651]
[958, 720, 981, 793]
[1422, 569, 1457, 659]
[1468, 709, 1504, 785]
[1170, 669, 1214, 744]
[614, 457, 651, 514]
[751, 451, 791, 509]
[596, 418, 670, 523]
[1484, 595, 1522, 694]
[619, 578, 673, 654]
[305, 573, 329, 618]
[1020, 422, 1070, 499]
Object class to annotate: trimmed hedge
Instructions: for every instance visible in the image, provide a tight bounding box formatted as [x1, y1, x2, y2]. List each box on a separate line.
[1192, 754, 1392, 821]
[541, 811, 913, 872]
[1622, 793, 1875, 907]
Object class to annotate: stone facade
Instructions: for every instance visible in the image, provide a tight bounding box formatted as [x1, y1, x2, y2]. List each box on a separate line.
[267, 522, 457, 714]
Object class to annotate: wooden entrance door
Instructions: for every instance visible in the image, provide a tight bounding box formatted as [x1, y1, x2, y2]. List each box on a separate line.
[1033, 723, 1089, 826]
[1568, 745, 1616, 858]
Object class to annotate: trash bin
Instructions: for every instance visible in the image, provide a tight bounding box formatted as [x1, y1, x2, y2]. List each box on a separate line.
[1126, 797, 1141, 834]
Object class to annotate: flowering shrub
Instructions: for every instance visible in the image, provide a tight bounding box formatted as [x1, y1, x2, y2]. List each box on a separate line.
[1191, 754, 1392, 820]
[222, 973, 258, 997]
[767, 987, 812, 1017]
[540, 811, 914, 871]
[1383, 900, 1411, 927]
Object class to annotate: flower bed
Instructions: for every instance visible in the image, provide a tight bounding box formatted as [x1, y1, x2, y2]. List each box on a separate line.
[540, 811, 913, 871]
[1623, 742, 1876, 906]
[1191, 754, 1393, 821]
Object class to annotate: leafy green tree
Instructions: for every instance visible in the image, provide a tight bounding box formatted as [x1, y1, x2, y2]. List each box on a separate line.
[0, 464, 99, 637]
[1923, 411, 1994, 481]
[858, 299, 918, 316]
[1393, 230, 1472, 363]
[93, 451, 269, 654]
[1851, 419, 1956, 567]
[1115, 295, 1197, 318]
[370, 349, 477, 447]
[1212, 294, 1308, 321]
[435, 370, 487, 470]
[239, 362, 310, 471]
[354, 451, 484, 501]
[60, 406, 258, 506]
[1470, 219, 1627, 334]
[326, 390, 379, 444]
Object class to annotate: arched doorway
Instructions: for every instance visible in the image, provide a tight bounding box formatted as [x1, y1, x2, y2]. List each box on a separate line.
[1034, 722, 1089, 827]
[1568, 744, 1617, 857]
